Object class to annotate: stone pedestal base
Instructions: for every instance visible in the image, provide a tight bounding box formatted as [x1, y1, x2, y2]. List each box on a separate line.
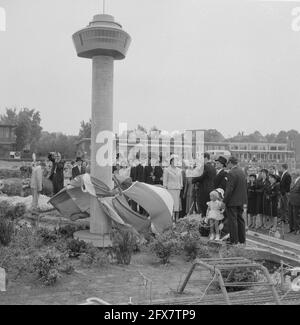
[74, 230, 112, 248]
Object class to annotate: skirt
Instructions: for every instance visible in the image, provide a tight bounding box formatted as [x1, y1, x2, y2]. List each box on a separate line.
[168, 189, 181, 212]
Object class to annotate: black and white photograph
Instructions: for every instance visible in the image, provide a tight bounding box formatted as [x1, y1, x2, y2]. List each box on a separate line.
[1, 0, 300, 308]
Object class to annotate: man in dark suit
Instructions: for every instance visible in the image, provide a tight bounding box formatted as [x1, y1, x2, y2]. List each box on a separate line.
[214, 156, 229, 237]
[154, 156, 164, 185]
[288, 174, 300, 234]
[48, 152, 65, 195]
[279, 163, 292, 223]
[214, 156, 228, 191]
[72, 157, 84, 179]
[144, 157, 154, 185]
[223, 157, 248, 245]
[192, 152, 216, 216]
[129, 156, 145, 213]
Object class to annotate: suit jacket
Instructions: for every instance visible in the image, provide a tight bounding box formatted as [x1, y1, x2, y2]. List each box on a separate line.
[280, 172, 292, 195]
[289, 179, 300, 206]
[192, 162, 216, 196]
[49, 160, 65, 182]
[72, 165, 83, 179]
[130, 164, 145, 182]
[224, 166, 248, 207]
[144, 165, 154, 184]
[154, 166, 163, 185]
[214, 169, 228, 191]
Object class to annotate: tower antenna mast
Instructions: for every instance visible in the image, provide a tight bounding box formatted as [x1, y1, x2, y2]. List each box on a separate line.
[102, 0, 106, 14]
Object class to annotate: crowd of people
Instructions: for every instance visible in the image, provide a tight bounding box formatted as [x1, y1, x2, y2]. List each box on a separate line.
[246, 163, 300, 236]
[30, 153, 89, 213]
[113, 153, 300, 245]
[29, 150, 300, 246]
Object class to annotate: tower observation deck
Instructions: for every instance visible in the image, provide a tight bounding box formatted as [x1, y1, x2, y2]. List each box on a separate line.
[73, 14, 131, 60]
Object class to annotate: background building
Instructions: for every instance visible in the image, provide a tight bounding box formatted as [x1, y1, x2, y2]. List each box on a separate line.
[204, 141, 295, 167]
[76, 135, 297, 170]
[0, 124, 17, 159]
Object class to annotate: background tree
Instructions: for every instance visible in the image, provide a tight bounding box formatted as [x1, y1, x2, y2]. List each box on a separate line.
[275, 131, 288, 143]
[265, 133, 277, 143]
[0, 107, 42, 151]
[247, 131, 266, 143]
[204, 129, 225, 142]
[0, 108, 18, 124]
[136, 124, 148, 134]
[36, 132, 77, 159]
[150, 125, 161, 133]
[78, 119, 92, 139]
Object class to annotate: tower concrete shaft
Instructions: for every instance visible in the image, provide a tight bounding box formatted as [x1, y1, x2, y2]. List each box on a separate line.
[72, 14, 131, 247]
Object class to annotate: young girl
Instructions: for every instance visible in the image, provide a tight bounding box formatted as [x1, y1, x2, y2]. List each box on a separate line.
[206, 189, 225, 240]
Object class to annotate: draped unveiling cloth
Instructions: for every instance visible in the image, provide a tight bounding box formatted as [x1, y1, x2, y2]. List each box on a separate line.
[48, 174, 173, 233]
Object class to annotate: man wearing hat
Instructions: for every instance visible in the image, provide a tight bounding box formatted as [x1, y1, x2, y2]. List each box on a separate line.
[192, 152, 216, 217]
[214, 156, 229, 238]
[72, 157, 84, 180]
[223, 156, 248, 245]
[214, 156, 228, 191]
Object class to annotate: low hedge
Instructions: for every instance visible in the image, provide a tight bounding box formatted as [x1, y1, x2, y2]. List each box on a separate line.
[0, 179, 23, 196]
[0, 169, 21, 179]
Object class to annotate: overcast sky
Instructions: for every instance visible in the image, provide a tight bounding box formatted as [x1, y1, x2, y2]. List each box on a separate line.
[0, 0, 300, 137]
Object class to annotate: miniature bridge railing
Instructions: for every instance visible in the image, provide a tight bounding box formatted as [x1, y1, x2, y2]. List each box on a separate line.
[178, 257, 281, 305]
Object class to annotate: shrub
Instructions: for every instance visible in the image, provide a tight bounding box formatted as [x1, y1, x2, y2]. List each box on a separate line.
[33, 250, 61, 286]
[0, 245, 33, 279]
[59, 263, 75, 275]
[111, 228, 138, 265]
[0, 218, 14, 246]
[20, 166, 32, 178]
[0, 169, 21, 179]
[13, 224, 42, 251]
[150, 238, 174, 264]
[56, 223, 88, 239]
[66, 238, 88, 258]
[57, 224, 78, 239]
[197, 244, 210, 258]
[155, 229, 182, 254]
[0, 201, 26, 220]
[58, 253, 75, 275]
[12, 203, 26, 219]
[0, 201, 10, 217]
[175, 217, 202, 240]
[36, 228, 58, 245]
[93, 250, 110, 268]
[79, 245, 110, 269]
[54, 237, 68, 252]
[182, 236, 199, 261]
[1, 180, 23, 196]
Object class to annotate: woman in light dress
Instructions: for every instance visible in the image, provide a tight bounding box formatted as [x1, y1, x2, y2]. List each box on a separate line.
[163, 157, 183, 223]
